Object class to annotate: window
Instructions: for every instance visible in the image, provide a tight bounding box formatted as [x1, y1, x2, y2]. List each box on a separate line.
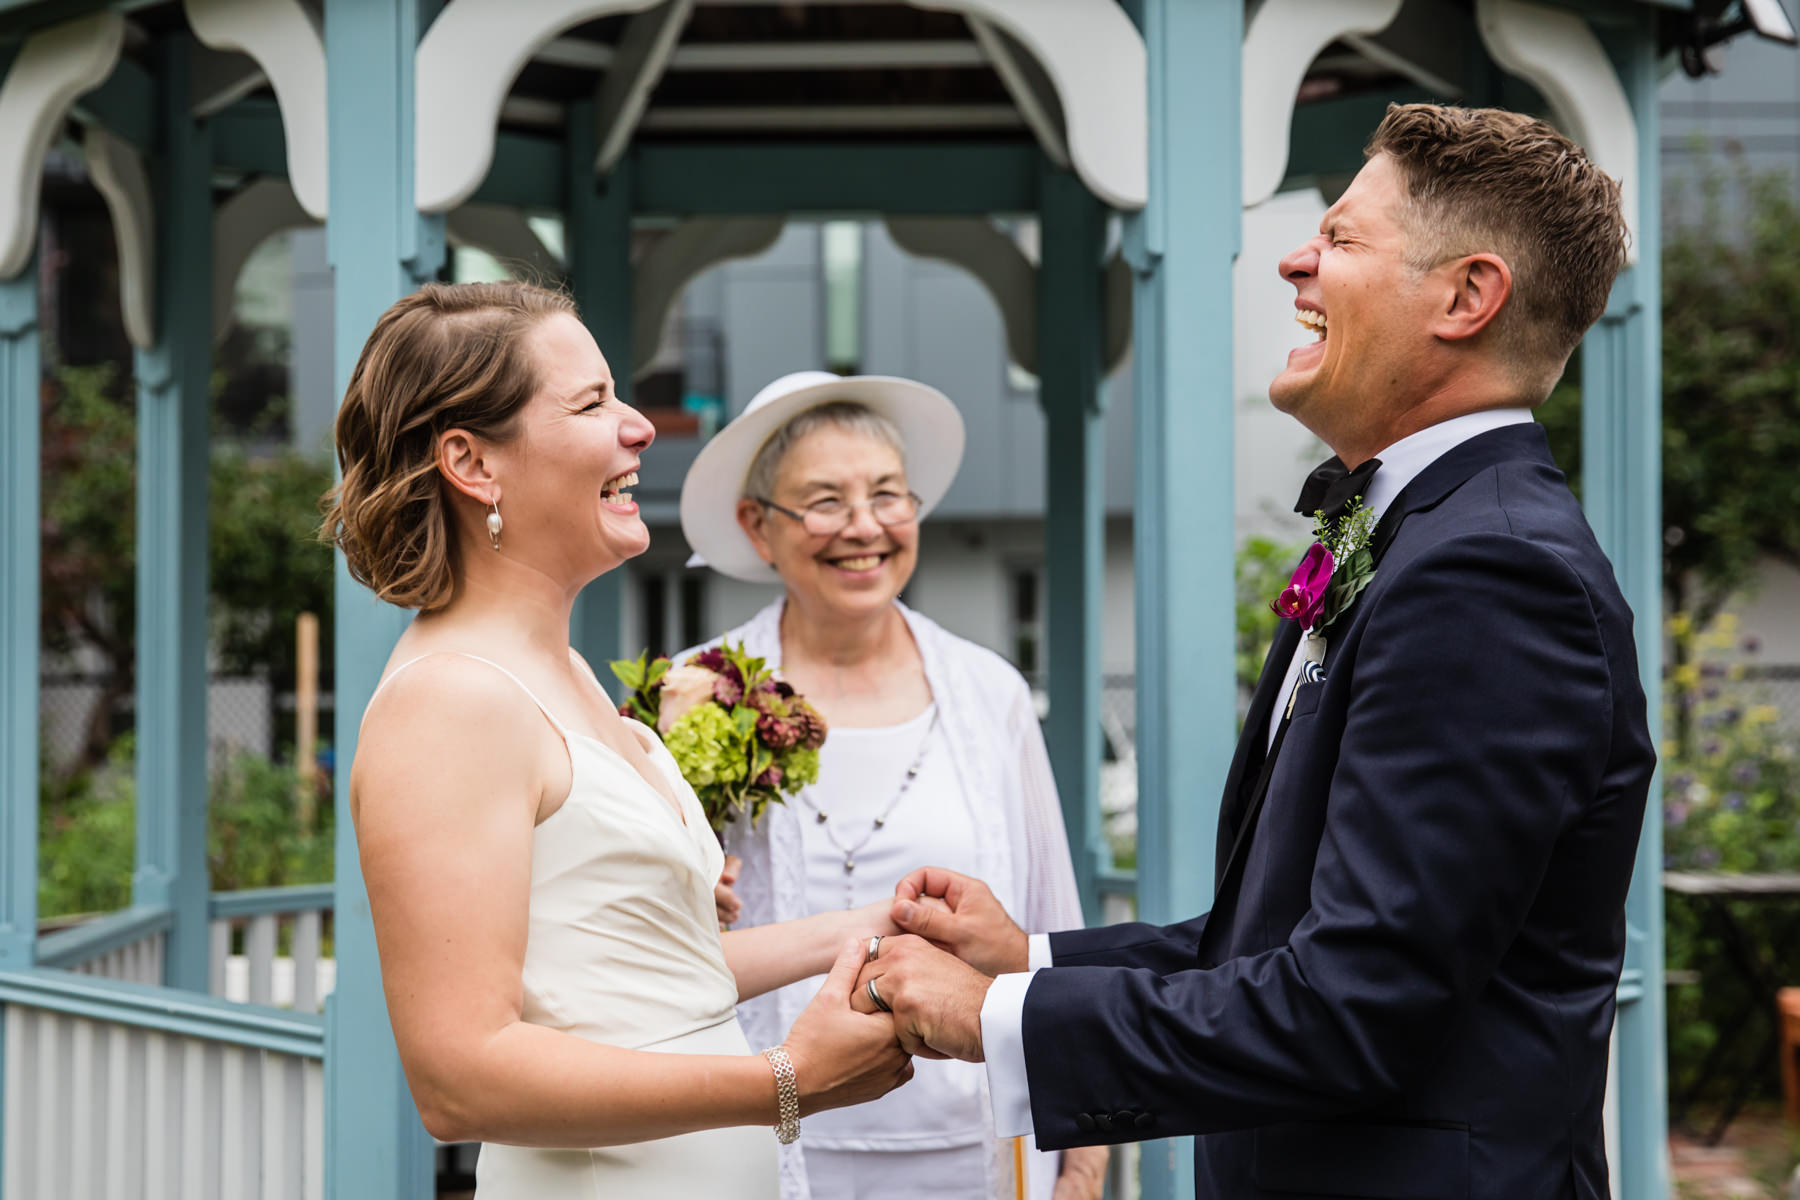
[1009, 564, 1043, 676]
[822, 221, 863, 376]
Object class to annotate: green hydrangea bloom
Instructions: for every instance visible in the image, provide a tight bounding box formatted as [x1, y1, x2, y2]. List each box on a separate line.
[664, 705, 749, 788]
[782, 746, 820, 792]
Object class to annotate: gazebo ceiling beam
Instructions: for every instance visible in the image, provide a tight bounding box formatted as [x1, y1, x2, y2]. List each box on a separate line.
[67, 41, 149, 146]
[539, 36, 993, 71]
[968, 15, 1068, 168]
[187, 43, 264, 118]
[1341, 0, 1471, 99]
[592, 0, 693, 175]
[629, 139, 1040, 215]
[635, 102, 1024, 131]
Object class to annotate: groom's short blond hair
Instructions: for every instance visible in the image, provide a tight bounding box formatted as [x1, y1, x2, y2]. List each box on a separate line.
[1366, 104, 1628, 391]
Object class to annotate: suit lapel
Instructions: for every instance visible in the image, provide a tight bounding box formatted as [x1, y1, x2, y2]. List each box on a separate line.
[1215, 617, 1303, 867]
[1201, 423, 1558, 947]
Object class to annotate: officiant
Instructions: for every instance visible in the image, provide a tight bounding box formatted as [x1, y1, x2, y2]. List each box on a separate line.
[678, 371, 1108, 1200]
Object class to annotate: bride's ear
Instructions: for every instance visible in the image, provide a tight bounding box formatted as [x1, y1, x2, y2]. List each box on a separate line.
[438, 428, 499, 506]
[737, 497, 777, 566]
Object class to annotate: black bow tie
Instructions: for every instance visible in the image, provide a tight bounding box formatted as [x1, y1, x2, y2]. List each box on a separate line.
[1294, 455, 1381, 522]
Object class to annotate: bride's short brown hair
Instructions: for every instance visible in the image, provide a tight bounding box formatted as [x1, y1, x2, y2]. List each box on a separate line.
[322, 281, 577, 610]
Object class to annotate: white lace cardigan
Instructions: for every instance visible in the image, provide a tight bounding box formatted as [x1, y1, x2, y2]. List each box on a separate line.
[683, 598, 1087, 1200]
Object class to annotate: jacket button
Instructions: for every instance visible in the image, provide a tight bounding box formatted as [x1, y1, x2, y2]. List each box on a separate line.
[1113, 1109, 1136, 1127]
[1075, 1113, 1095, 1133]
[1095, 1113, 1114, 1132]
[1135, 1112, 1156, 1130]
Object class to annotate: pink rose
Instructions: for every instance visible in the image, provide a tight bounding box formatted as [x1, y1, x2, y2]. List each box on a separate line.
[1270, 542, 1334, 629]
[657, 664, 720, 733]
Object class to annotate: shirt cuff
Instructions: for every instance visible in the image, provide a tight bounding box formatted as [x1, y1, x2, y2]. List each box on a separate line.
[980, 969, 1039, 1138]
[1027, 933, 1054, 972]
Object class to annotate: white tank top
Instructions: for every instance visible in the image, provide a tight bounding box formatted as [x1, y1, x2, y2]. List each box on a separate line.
[369, 652, 739, 1049]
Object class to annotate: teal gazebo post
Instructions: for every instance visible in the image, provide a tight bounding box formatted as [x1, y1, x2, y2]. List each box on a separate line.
[1585, 13, 1669, 1199]
[566, 94, 629, 669]
[324, 0, 443, 1196]
[1037, 159, 1110, 926]
[1127, 0, 1244, 1195]
[131, 35, 213, 993]
[0, 256, 39, 977]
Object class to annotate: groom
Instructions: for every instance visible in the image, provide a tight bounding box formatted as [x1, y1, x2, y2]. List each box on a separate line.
[852, 104, 1656, 1199]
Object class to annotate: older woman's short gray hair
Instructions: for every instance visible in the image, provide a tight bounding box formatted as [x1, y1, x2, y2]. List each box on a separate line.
[742, 401, 907, 500]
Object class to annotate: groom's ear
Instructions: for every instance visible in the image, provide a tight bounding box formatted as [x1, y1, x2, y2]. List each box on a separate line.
[1430, 252, 1512, 343]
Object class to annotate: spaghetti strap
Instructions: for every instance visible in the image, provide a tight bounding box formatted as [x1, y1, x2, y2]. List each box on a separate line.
[368, 651, 573, 739]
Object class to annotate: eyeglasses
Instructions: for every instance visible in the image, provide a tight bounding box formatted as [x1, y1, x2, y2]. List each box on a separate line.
[756, 491, 922, 537]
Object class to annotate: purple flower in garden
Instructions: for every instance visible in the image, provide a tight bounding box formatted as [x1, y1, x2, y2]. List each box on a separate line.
[1665, 802, 1689, 826]
[1270, 543, 1335, 629]
[1670, 772, 1696, 792]
[1732, 762, 1759, 786]
[1703, 739, 1724, 757]
[1724, 792, 1747, 811]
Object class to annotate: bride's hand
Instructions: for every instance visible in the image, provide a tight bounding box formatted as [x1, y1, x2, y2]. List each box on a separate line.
[781, 939, 914, 1116]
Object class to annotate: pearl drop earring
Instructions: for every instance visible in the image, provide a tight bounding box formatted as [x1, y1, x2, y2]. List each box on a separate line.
[487, 499, 503, 550]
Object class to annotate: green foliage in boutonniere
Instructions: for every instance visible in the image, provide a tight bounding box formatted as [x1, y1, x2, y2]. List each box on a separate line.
[1312, 499, 1379, 634]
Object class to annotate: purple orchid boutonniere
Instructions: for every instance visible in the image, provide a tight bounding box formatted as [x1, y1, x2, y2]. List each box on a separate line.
[1270, 499, 1380, 640]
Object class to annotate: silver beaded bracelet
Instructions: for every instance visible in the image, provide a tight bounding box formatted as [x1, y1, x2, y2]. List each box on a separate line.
[761, 1046, 801, 1144]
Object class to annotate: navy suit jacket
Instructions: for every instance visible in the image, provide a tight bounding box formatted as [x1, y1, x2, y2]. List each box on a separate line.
[1024, 425, 1655, 1200]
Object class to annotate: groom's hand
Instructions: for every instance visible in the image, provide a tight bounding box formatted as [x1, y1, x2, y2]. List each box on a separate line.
[892, 867, 1028, 976]
[851, 934, 989, 1063]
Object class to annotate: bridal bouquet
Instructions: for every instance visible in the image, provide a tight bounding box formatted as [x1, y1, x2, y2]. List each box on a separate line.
[609, 642, 826, 832]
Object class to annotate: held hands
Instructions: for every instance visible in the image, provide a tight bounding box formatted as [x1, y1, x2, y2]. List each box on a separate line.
[890, 867, 1029, 977]
[782, 939, 914, 1116]
[850, 934, 991, 1063]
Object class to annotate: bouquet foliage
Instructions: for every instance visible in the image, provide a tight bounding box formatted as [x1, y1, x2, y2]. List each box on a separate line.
[610, 641, 826, 832]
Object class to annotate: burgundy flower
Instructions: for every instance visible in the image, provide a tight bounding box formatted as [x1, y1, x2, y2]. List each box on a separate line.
[713, 673, 744, 707]
[1270, 543, 1335, 629]
[794, 701, 828, 750]
[773, 680, 796, 699]
[617, 703, 633, 719]
[690, 648, 727, 673]
[757, 713, 802, 750]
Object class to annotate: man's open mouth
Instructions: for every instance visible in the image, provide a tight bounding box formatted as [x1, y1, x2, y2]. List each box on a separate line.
[1295, 308, 1328, 341]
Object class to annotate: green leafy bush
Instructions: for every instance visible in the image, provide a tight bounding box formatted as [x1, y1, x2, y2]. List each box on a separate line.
[37, 735, 333, 920]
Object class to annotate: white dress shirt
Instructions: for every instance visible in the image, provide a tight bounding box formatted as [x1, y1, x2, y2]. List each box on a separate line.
[979, 408, 1537, 1138]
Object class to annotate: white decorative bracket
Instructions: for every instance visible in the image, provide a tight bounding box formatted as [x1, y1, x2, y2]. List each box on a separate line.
[630, 217, 785, 378]
[414, 0, 664, 214]
[84, 125, 156, 348]
[884, 217, 1132, 375]
[212, 178, 315, 345]
[1475, 0, 1639, 263]
[908, 0, 1145, 210]
[185, 0, 330, 220]
[966, 14, 1069, 170]
[0, 13, 125, 279]
[593, 0, 694, 175]
[445, 204, 566, 283]
[1241, 0, 1405, 209]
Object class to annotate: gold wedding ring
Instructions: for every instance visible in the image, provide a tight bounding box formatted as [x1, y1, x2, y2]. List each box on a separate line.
[866, 977, 893, 1014]
[866, 935, 883, 963]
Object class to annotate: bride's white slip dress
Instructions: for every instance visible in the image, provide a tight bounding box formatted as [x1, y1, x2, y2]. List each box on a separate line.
[369, 652, 779, 1200]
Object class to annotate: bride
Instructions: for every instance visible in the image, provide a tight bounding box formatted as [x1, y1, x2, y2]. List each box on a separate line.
[325, 282, 912, 1199]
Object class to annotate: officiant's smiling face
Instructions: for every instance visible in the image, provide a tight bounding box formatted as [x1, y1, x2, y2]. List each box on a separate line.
[740, 423, 920, 623]
[1269, 153, 1447, 454]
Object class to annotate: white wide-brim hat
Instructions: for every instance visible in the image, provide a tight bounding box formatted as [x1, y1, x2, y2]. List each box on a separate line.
[679, 371, 966, 584]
